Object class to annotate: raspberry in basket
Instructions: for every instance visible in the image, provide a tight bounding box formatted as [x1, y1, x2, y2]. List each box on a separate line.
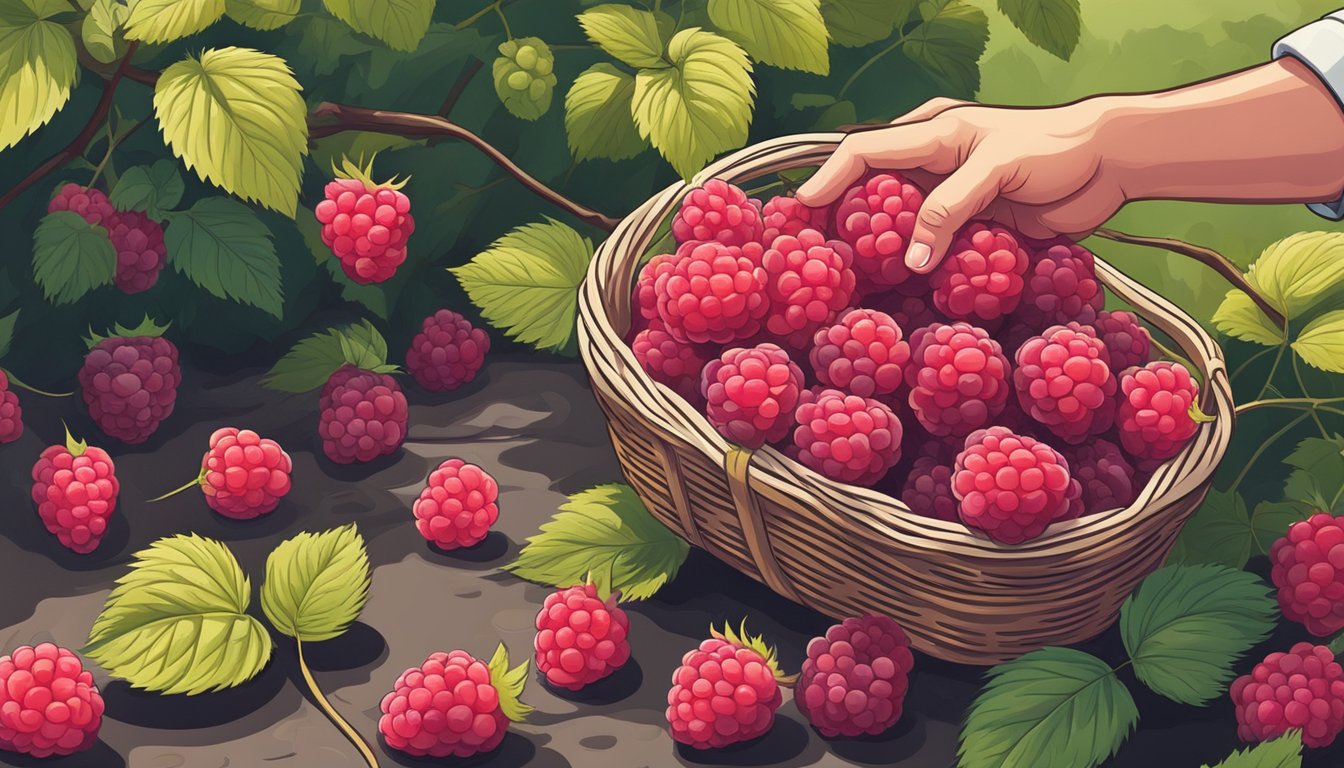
[703, 343, 803, 449]
[1013, 322, 1117, 444]
[931, 223, 1029, 323]
[534, 583, 631, 690]
[902, 455, 957, 521]
[632, 319, 710, 404]
[1014, 239, 1104, 328]
[792, 388, 902, 485]
[671, 179, 763, 247]
[635, 252, 677, 323]
[761, 229, 856, 348]
[1230, 642, 1344, 749]
[760, 195, 831, 243]
[1060, 438, 1136, 516]
[796, 614, 914, 738]
[655, 240, 770, 345]
[1093, 310, 1153, 372]
[869, 288, 939, 332]
[1269, 513, 1344, 637]
[953, 426, 1076, 544]
[1116, 361, 1201, 468]
[905, 322, 1010, 437]
[666, 622, 792, 749]
[833, 173, 924, 288]
[810, 308, 910, 399]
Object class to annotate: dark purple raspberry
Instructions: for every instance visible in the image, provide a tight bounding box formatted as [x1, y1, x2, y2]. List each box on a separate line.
[1014, 239, 1103, 328]
[671, 179, 763, 247]
[931, 224, 1029, 322]
[1061, 438, 1136, 516]
[106, 210, 167, 294]
[1230, 643, 1344, 749]
[792, 388, 902, 484]
[318, 365, 408, 463]
[1013, 322, 1117, 444]
[632, 319, 710, 404]
[1093, 310, 1153, 372]
[905, 322, 1010, 437]
[796, 614, 914, 738]
[761, 230, 856, 348]
[869, 289, 939, 331]
[702, 343, 803, 449]
[760, 195, 831, 244]
[78, 334, 180, 444]
[809, 308, 910, 399]
[47, 183, 116, 227]
[1269, 513, 1344, 637]
[0, 370, 21, 444]
[902, 455, 956, 521]
[405, 309, 490, 391]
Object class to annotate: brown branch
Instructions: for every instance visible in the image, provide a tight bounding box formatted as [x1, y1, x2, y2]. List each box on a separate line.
[309, 102, 620, 232]
[1092, 227, 1287, 329]
[439, 58, 483, 118]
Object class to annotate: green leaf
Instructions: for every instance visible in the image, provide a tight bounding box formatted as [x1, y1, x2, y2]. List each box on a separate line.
[902, 0, 988, 98]
[262, 525, 370, 642]
[164, 197, 283, 317]
[82, 0, 128, 64]
[997, 0, 1081, 60]
[1120, 564, 1276, 706]
[1167, 490, 1254, 570]
[578, 4, 666, 68]
[1213, 290, 1285, 346]
[820, 0, 916, 47]
[0, 309, 17, 358]
[1292, 310, 1344, 374]
[486, 644, 533, 723]
[32, 211, 116, 305]
[262, 320, 388, 392]
[632, 28, 755, 180]
[1250, 501, 1313, 554]
[1246, 231, 1344, 318]
[1283, 435, 1344, 514]
[958, 647, 1136, 768]
[288, 14, 374, 76]
[321, 0, 432, 52]
[505, 484, 689, 601]
[451, 219, 594, 352]
[109, 159, 184, 218]
[154, 47, 308, 217]
[1200, 730, 1303, 768]
[84, 534, 272, 695]
[0, 0, 78, 152]
[493, 37, 557, 121]
[708, 0, 829, 74]
[565, 63, 647, 162]
[225, 0, 298, 30]
[125, 0, 225, 43]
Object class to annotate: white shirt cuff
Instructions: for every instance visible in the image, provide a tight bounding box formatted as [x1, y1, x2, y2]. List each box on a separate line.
[1274, 10, 1344, 220]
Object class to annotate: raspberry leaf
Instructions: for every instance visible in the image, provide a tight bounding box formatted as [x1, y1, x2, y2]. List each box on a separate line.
[486, 643, 534, 723]
[578, 4, 667, 69]
[1282, 435, 1344, 514]
[1200, 731, 1303, 768]
[505, 483, 689, 601]
[0, 0, 77, 153]
[32, 211, 117, 305]
[1247, 231, 1344, 319]
[165, 197, 283, 318]
[0, 309, 17, 359]
[261, 524, 371, 642]
[81, 0, 129, 64]
[321, 0, 433, 52]
[225, 0, 299, 31]
[125, 0, 225, 43]
[1119, 564, 1276, 706]
[1212, 290, 1286, 347]
[565, 63, 648, 162]
[902, 0, 989, 98]
[707, 0, 829, 74]
[958, 647, 1136, 768]
[263, 320, 389, 391]
[1167, 490, 1255, 569]
[83, 534, 273, 695]
[1292, 310, 1344, 374]
[820, 0, 917, 47]
[109, 160, 184, 219]
[997, 0, 1081, 60]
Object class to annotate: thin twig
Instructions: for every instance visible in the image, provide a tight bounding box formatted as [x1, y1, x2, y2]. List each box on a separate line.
[439, 59, 484, 118]
[1235, 395, 1344, 415]
[1228, 412, 1310, 492]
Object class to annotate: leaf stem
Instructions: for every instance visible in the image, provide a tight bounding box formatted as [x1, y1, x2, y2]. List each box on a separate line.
[455, 0, 499, 30]
[0, 369, 72, 397]
[1292, 353, 1330, 437]
[1256, 344, 1287, 400]
[1235, 396, 1344, 416]
[1230, 346, 1274, 383]
[493, 2, 513, 40]
[1228, 412, 1310, 492]
[298, 640, 380, 768]
[840, 34, 908, 99]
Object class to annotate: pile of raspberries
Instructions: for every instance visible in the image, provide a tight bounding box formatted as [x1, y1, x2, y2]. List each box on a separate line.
[629, 176, 1205, 545]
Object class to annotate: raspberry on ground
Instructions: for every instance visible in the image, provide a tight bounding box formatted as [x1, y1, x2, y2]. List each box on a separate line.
[0, 643, 103, 758]
[905, 322, 1011, 437]
[1061, 438, 1136, 516]
[0, 370, 21, 444]
[1013, 322, 1117, 444]
[792, 388, 902, 485]
[953, 427, 1075, 544]
[903, 455, 957, 521]
[810, 308, 910, 399]
[200, 428, 292, 520]
[413, 459, 499, 550]
[406, 309, 490, 392]
[30, 430, 118, 554]
[1013, 240, 1103, 328]
[632, 320, 710, 404]
[656, 240, 770, 344]
[318, 365, 408, 464]
[833, 173, 924, 288]
[1270, 513, 1344, 637]
[666, 623, 791, 750]
[1230, 642, 1344, 749]
[703, 343, 803, 449]
[1117, 361, 1200, 468]
[47, 183, 115, 227]
[106, 210, 167, 294]
[79, 332, 180, 444]
[671, 179, 763, 247]
[932, 224, 1029, 322]
[760, 195, 831, 244]
[314, 157, 414, 285]
[1093, 310, 1153, 372]
[761, 229, 856, 348]
[534, 584, 631, 690]
[796, 614, 914, 738]
[379, 645, 531, 759]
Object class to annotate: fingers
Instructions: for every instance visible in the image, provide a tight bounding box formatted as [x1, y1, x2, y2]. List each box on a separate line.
[796, 122, 948, 206]
[889, 97, 969, 126]
[906, 159, 1005, 274]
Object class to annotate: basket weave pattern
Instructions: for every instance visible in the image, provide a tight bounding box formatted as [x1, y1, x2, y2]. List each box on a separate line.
[577, 135, 1235, 664]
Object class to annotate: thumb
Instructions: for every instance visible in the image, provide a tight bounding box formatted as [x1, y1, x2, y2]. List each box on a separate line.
[905, 160, 1003, 274]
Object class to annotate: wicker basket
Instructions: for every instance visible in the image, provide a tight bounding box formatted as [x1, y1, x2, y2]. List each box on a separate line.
[576, 134, 1235, 665]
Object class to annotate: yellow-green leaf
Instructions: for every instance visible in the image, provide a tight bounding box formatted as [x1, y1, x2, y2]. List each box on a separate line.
[902, 0, 988, 98]
[84, 534, 272, 695]
[1292, 309, 1344, 374]
[578, 4, 666, 68]
[632, 28, 754, 179]
[492, 37, 557, 121]
[1213, 289, 1285, 347]
[486, 644, 533, 723]
[322, 0, 432, 52]
[1246, 231, 1344, 318]
[0, 0, 77, 152]
[225, 0, 298, 30]
[708, 0, 829, 74]
[262, 525, 370, 642]
[154, 47, 308, 216]
[565, 63, 646, 162]
[82, 0, 128, 63]
[125, 0, 225, 43]
[820, 0, 916, 47]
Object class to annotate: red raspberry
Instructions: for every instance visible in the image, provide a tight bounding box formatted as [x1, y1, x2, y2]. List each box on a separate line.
[0, 370, 21, 444]
[1116, 361, 1200, 468]
[406, 309, 490, 392]
[635, 252, 677, 323]
[902, 456, 956, 521]
[931, 224, 1029, 322]
[632, 319, 709, 404]
[761, 229, 856, 347]
[30, 431, 118, 554]
[953, 427, 1074, 544]
[0, 643, 103, 758]
[1270, 513, 1344, 637]
[1013, 322, 1117, 444]
[759, 195, 830, 243]
[79, 334, 180, 444]
[47, 183, 115, 227]
[792, 388, 902, 484]
[314, 160, 414, 284]
[657, 240, 770, 344]
[1230, 643, 1344, 749]
[1093, 310, 1153, 372]
[413, 459, 499, 550]
[1013, 240, 1103, 328]
[809, 308, 910, 399]
[905, 322, 1010, 437]
[665, 624, 790, 749]
[703, 344, 803, 449]
[106, 210, 167, 294]
[1061, 438, 1136, 516]
[833, 173, 923, 288]
[796, 614, 914, 738]
[379, 645, 530, 758]
[200, 428, 292, 520]
[534, 584, 631, 690]
[671, 179, 763, 247]
[318, 365, 408, 464]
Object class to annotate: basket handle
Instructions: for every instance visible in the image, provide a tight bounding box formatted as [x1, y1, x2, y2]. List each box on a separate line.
[724, 448, 804, 603]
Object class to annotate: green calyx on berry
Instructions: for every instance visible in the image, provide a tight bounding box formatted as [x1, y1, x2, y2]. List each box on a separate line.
[711, 621, 798, 686]
[332, 154, 408, 191]
[85, 315, 172, 347]
[62, 422, 87, 458]
[486, 643, 533, 723]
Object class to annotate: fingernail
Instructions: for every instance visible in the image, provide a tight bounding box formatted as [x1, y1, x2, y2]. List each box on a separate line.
[906, 242, 932, 271]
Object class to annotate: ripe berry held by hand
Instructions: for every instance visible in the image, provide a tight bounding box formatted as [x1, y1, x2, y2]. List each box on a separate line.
[833, 173, 923, 288]
[953, 426, 1075, 544]
[1116, 361, 1201, 468]
[671, 179, 763, 247]
[314, 156, 414, 284]
[666, 623, 792, 750]
[200, 428, 292, 519]
[810, 308, 911, 400]
[702, 343, 803, 449]
[0, 643, 103, 758]
[792, 388, 902, 485]
[1269, 513, 1344, 637]
[656, 240, 770, 345]
[760, 229, 856, 348]
[0, 370, 21, 444]
[905, 322, 1010, 437]
[534, 584, 631, 691]
[413, 459, 499, 550]
[406, 309, 490, 392]
[106, 210, 167, 294]
[1013, 322, 1117, 444]
[318, 365, 408, 464]
[30, 429, 118, 554]
[932, 224, 1030, 322]
[79, 323, 180, 445]
[1230, 642, 1344, 749]
[796, 614, 914, 738]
